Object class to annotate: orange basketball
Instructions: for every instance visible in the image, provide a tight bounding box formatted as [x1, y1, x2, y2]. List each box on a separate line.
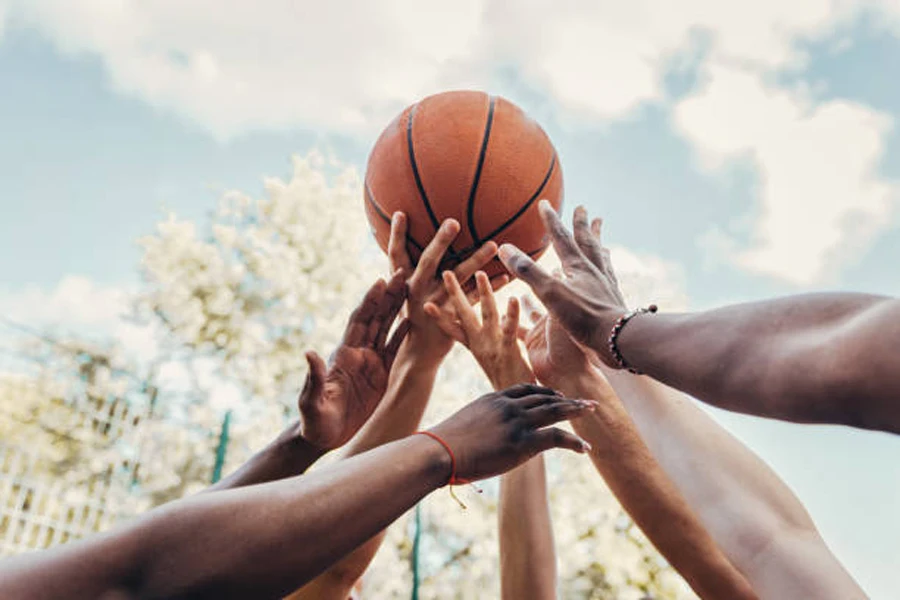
[364, 90, 564, 277]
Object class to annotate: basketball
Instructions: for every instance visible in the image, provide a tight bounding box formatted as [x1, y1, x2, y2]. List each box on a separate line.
[364, 90, 564, 277]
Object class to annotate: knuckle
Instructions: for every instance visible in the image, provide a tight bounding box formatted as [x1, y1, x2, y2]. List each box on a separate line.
[501, 402, 520, 422]
[508, 425, 527, 444]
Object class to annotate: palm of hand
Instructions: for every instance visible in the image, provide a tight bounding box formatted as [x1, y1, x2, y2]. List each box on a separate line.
[300, 346, 390, 450]
[526, 316, 590, 385]
[406, 283, 455, 356]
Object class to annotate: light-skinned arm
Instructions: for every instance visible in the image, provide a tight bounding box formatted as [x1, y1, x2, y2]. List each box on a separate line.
[427, 271, 567, 600]
[522, 307, 756, 600]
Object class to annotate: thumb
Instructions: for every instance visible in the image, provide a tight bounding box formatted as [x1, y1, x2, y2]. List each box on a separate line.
[299, 351, 327, 411]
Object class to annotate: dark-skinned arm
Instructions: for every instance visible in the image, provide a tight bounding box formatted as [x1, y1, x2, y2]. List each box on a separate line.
[498, 201, 900, 434]
[617, 293, 900, 431]
[206, 270, 415, 495]
[0, 385, 592, 600]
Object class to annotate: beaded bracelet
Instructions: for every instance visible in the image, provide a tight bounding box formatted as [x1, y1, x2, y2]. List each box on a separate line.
[608, 304, 657, 374]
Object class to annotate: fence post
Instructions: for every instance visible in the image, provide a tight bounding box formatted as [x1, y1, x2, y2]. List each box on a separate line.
[211, 410, 232, 484]
[411, 503, 422, 600]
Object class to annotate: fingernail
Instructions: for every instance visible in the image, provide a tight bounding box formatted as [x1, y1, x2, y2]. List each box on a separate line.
[498, 244, 515, 260]
[392, 212, 401, 226]
[442, 219, 460, 233]
[539, 199, 552, 211]
[581, 440, 592, 452]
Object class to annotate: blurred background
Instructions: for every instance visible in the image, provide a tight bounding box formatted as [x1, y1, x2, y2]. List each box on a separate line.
[0, 1, 898, 598]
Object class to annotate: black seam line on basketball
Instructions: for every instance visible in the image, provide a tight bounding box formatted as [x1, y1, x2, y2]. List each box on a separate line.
[466, 95, 497, 247]
[454, 151, 557, 257]
[364, 183, 425, 252]
[406, 104, 460, 261]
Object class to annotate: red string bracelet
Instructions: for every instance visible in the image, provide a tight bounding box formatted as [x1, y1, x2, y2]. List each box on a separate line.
[414, 431, 481, 509]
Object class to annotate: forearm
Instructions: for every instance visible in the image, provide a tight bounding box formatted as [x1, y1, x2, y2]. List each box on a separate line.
[603, 368, 863, 598]
[617, 292, 895, 428]
[288, 352, 440, 599]
[553, 370, 756, 600]
[498, 457, 557, 600]
[136, 435, 447, 599]
[341, 350, 440, 456]
[493, 368, 556, 600]
[206, 431, 324, 493]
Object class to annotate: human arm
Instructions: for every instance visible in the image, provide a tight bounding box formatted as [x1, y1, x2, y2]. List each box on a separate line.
[0, 385, 593, 600]
[523, 310, 756, 600]
[498, 201, 900, 433]
[289, 213, 504, 599]
[427, 271, 561, 600]
[615, 293, 899, 431]
[601, 369, 865, 599]
[511, 217, 863, 598]
[203, 271, 412, 495]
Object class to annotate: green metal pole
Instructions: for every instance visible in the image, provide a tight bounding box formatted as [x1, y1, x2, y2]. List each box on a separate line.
[211, 410, 232, 484]
[411, 503, 422, 600]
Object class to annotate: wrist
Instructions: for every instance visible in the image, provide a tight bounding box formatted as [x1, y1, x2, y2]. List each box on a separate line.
[605, 305, 657, 373]
[409, 433, 453, 487]
[394, 334, 448, 372]
[592, 309, 628, 364]
[274, 425, 327, 467]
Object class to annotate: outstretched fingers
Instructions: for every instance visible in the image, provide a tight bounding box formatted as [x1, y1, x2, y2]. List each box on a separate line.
[523, 399, 598, 428]
[498, 243, 557, 300]
[476, 271, 499, 329]
[538, 200, 584, 272]
[443, 271, 481, 333]
[530, 427, 590, 454]
[387, 212, 413, 274]
[344, 278, 387, 346]
[453, 241, 498, 286]
[370, 271, 408, 349]
[501, 296, 520, 344]
[412, 219, 460, 287]
[573, 205, 605, 269]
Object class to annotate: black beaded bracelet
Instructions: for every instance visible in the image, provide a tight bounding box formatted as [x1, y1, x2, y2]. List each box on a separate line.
[608, 304, 658, 374]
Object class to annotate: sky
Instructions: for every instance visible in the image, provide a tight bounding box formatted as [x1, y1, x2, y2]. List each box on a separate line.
[0, 1, 899, 597]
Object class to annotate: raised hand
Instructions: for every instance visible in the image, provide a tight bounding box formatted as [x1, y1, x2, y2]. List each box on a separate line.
[424, 270, 531, 389]
[498, 201, 628, 367]
[297, 272, 411, 450]
[388, 212, 508, 366]
[521, 297, 592, 387]
[427, 384, 594, 482]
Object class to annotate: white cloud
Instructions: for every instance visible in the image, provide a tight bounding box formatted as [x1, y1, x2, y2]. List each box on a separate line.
[534, 242, 689, 311]
[609, 245, 690, 311]
[2, 1, 899, 283]
[0, 276, 128, 328]
[0, 276, 158, 362]
[3, 0, 892, 137]
[675, 64, 896, 284]
[3, 0, 487, 138]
